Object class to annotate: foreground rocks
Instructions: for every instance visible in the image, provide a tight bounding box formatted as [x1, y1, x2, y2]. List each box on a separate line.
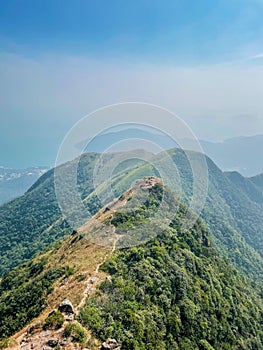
[58, 299, 75, 315]
[18, 299, 122, 350]
[47, 339, 58, 347]
[100, 338, 120, 350]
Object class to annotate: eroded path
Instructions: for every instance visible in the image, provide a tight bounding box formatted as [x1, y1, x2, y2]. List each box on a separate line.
[75, 234, 120, 314]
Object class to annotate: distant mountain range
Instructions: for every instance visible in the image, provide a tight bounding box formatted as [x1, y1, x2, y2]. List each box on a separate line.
[80, 129, 263, 177]
[1, 133, 262, 206]
[0, 166, 48, 205]
[201, 135, 263, 177]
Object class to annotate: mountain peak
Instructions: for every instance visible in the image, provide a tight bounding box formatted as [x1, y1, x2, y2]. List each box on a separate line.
[78, 176, 163, 247]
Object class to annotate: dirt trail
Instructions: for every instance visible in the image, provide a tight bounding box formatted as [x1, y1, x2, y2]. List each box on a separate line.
[75, 233, 120, 314]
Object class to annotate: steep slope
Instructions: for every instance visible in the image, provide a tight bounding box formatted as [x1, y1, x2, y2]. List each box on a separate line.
[0, 149, 262, 281]
[1, 179, 262, 350]
[198, 157, 263, 279]
[0, 233, 110, 349]
[250, 173, 263, 192]
[225, 171, 263, 205]
[0, 154, 100, 275]
[169, 150, 263, 261]
[99, 150, 263, 279]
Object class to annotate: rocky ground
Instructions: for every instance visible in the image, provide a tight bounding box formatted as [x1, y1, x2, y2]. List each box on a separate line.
[18, 299, 120, 350]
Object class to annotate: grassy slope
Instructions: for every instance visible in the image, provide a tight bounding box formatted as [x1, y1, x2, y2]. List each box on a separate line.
[0, 233, 110, 343]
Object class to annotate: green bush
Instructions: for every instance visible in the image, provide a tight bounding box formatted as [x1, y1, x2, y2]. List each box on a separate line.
[43, 310, 64, 330]
[64, 265, 75, 278]
[199, 339, 215, 350]
[63, 321, 87, 343]
[75, 274, 86, 282]
[0, 339, 9, 349]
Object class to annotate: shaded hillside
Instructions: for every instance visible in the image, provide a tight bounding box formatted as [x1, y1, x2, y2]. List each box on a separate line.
[225, 171, 263, 205]
[250, 173, 263, 192]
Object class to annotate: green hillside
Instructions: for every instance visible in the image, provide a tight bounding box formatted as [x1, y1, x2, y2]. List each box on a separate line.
[225, 171, 263, 206]
[81, 186, 263, 348]
[1, 181, 262, 349]
[250, 173, 263, 192]
[0, 149, 262, 281]
[0, 154, 99, 275]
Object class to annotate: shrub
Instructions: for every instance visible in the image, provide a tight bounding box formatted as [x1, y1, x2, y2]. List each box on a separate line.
[43, 311, 64, 330]
[0, 339, 9, 349]
[76, 274, 86, 282]
[63, 321, 87, 343]
[64, 265, 75, 278]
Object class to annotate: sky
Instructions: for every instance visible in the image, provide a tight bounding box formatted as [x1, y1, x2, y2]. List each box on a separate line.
[0, 0, 263, 167]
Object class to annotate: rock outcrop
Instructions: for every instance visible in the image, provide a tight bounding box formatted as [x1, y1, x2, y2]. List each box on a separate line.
[58, 299, 74, 315]
[47, 339, 59, 347]
[100, 338, 120, 349]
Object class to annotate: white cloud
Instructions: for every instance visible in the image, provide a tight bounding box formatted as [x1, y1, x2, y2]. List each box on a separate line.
[250, 52, 263, 59]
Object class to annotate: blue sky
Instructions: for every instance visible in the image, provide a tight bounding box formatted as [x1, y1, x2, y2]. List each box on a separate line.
[0, 0, 263, 167]
[1, 0, 262, 62]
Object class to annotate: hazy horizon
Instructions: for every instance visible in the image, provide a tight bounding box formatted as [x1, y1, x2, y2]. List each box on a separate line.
[1, 1, 263, 168]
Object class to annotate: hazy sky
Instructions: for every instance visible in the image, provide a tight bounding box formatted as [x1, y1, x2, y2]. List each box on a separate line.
[0, 0, 263, 167]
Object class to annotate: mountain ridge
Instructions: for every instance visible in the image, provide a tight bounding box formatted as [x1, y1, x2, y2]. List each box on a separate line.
[0, 149, 262, 281]
[1, 178, 262, 349]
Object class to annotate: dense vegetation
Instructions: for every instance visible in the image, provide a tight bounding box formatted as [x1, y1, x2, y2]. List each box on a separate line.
[0, 251, 66, 338]
[250, 173, 263, 191]
[0, 149, 262, 282]
[80, 185, 263, 349]
[0, 181, 262, 349]
[0, 154, 99, 275]
[63, 321, 88, 343]
[43, 310, 64, 330]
